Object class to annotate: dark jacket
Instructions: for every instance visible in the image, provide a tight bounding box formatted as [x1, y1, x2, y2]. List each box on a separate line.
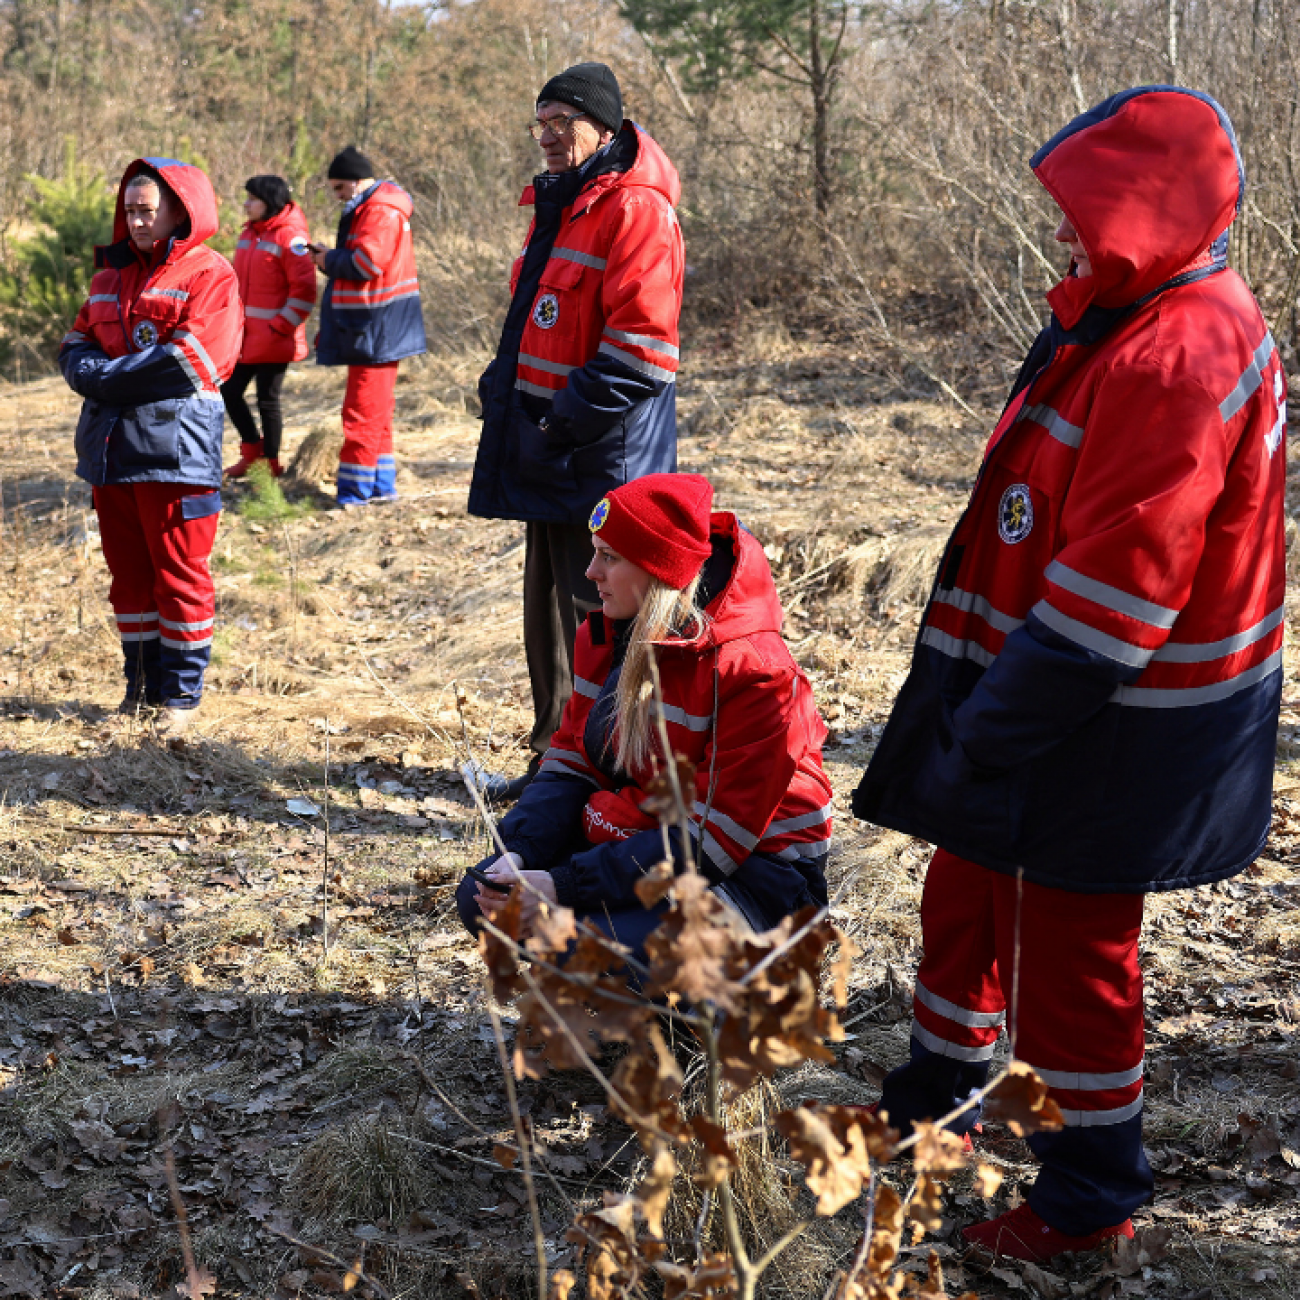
[489, 515, 833, 924]
[468, 124, 684, 525]
[853, 87, 1286, 895]
[60, 157, 243, 489]
[316, 181, 426, 367]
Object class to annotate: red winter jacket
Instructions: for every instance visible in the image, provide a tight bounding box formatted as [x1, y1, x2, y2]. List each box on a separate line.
[232, 203, 316, 364]
[855, 88, 1286, 894]
[496, 514, 833, 917]
[61, 157, 243, 487]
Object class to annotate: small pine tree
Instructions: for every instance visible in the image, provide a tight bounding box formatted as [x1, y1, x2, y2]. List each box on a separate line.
[0, 138, 115, 373]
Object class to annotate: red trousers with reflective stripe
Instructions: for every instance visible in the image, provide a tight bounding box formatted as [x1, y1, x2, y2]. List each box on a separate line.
[94, 483, 220, 706]
[337, 362, 399, 504]
[915, 848, 1145, 1119]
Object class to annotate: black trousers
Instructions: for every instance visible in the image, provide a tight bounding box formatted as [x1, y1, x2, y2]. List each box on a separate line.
[523, 520, 601, 756]
[221, 362, 288, 460]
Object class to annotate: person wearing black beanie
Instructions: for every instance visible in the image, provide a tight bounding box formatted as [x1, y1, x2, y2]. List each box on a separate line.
[467, 62, 684, 801]
[310, 147, 426, 506]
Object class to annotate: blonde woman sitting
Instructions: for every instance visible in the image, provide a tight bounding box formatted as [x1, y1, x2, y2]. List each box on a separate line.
[456, 474, 834, 960]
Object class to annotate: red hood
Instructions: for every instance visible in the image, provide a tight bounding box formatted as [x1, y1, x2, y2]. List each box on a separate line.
[247, 201, 308, 240]
[110, 157, 220, 264]
[519, 122, 681, 211]
[1033, 88, 1243, 330]
[358, 180, 413, 220]
[662, 513, 784, 649]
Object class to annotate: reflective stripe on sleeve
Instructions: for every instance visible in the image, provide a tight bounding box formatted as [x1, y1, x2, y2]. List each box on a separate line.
[602, 328, 680, 360]
[88, 293, 119, 304]
[1020, 403, 1084, 448]
[1220, 331, 1276, 421]
[164, 343, 204, 393]
[1112, 648, 1283, 708]
[655, 702, 712, 732]
[255, 240, 283, 257]
[597, 340, 677, 382]
[1153, 606, 1285, 663]
[143, 288, 189, 301]
[573, 675, 602, 699]
[551, 247, 606, 270]
[766, 804, 833, 836]
[286, 298, 314, 311]
[693, 801, 759, 851]
[1032, 599, 1155, 669]
[931, 587, 1024, 634]
[353, 248, 381, 279]
[919, 626, 997, 668]
[244, 307, 281, 320]
[518, 352, 576, 377]
[515, 376, 560, 399]
[1044, 560, 1178, 629]
[171, 330, 221, 386]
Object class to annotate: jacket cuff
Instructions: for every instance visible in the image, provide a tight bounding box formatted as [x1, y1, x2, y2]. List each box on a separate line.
[548, 862, 580, 909]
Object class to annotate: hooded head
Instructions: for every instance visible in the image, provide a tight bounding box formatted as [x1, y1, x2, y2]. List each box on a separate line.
[1032, 87, 1243, 329]
[102, 157, 219, 269]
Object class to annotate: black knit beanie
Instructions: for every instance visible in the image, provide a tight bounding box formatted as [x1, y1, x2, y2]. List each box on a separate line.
[537, 62, 623, 134]
[244, 175, 291, 218]
[327, 146, 376, 181]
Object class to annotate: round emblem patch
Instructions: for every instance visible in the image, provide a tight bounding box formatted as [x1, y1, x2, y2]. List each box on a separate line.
[589, 498, 611, 531]
[289, 236, 310, 257]
[998, 484, 1034, 544]
[532, 292, 560, 330]
[132, 321, 158, 349]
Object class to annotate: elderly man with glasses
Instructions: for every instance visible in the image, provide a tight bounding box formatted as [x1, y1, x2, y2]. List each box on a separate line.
[468, 62, 685, 800]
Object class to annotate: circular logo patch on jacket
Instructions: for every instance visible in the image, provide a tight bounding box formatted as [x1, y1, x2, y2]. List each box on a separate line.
[589, 498, 610, 531]
[289, 236, 310, 257]
[998, 484, 1034, 544]
[132, 321, 158, 349]
[533, 292, 560, 329]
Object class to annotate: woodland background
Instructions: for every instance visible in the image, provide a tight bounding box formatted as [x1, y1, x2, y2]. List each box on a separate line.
[2, 0, 1300, 383]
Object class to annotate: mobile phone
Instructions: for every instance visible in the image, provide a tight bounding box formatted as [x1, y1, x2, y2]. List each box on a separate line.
[467, 864, 507, 890]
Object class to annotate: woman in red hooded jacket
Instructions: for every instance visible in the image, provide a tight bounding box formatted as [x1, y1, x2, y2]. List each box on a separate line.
[222, 176, 316, 478]
[456, 474, 834, 962]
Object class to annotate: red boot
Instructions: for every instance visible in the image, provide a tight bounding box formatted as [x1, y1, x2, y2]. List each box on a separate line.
[962, 1201, 1133, 1263]
[225, 442, 265, 478]
[266, 458, 285, 478]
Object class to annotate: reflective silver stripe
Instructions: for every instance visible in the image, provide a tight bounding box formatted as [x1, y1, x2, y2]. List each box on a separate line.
[774, 841, 830, 861]
[63, 331, 86, 344]
[159, 617, 213, 634]
[1113, 648, 1283, 708]
[516, 376, 560, 399]
[115, 611, 159, 623]
[932, 587, 1024, 634]
[244, 306, 281, 320]
[1220, 331, 1276, 421]
[518, 352, 576, 377]
[164, 343, 203, 393]
[255, 240, 282, 257]
[333, 277, 419, 300]
[573, 675, 602, 699]
[701, 829, 740, 876]
[120, 630, 160, 643]
[1020, 402, 1084, 448]
[1044, 560, 1178, 629]
[767, 804, 833, 836]
[1057, 1093, 1145, 1127]
[656, 702, 712, 732]
[920, 625, 997, 668]
[693, 802, 759, 851]
[602, 328, 680, 360]
[598, 340, 676, 382]
[911, 1022, 999, 1063]
[279, 307, 302, 323]
[543, 745, 589, 769]
[171, 330, 220, 386]
[353, 248, 381, 279]
[286, 298, 314, 311]
[1032, 599, 1154, 669]
[1153, 606, 1285, 663]
[540, 755, 598, 785]
[236, 240, 251, 249]
[915, 979, 1006, 1029]
[1031, 1060, 1144, 1091]
[551, 247, 606, 270]
[144, 288, 189, 301]
[331, 289, 421, 310]
[88, 293, 119, 304]
[160, 634, 213, 650]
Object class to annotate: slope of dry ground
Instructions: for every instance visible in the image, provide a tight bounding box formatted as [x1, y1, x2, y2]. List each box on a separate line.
[1, 339, 1298, 1299]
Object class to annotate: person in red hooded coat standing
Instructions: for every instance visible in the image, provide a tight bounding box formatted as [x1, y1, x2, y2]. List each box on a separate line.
[60, 158, 243, 737]
[223, 175, 316, 478]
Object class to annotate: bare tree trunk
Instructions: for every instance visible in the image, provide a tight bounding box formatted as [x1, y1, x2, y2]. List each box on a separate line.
[1166, 0, 1179, 81]
[809, 0, 831, 218]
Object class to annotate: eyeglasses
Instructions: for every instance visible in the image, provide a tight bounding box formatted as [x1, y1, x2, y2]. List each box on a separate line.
[528, 113, 590, 141]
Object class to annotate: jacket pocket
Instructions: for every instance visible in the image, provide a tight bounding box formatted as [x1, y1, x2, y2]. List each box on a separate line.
[115, 400, 181, 473]
[572, 420, 626, 484]
[512, 408, 575, 490]
[181, 490, 222, 521]
[74, 400, 120, 484]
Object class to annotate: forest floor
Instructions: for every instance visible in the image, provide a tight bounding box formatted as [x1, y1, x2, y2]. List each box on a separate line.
[1, 333, 1299, 1300]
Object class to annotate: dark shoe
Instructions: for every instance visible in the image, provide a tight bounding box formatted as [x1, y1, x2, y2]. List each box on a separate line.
[962, 1201, 1134, 1263]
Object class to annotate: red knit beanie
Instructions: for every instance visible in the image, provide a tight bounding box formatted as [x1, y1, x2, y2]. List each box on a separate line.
[588, 473, 714, 588]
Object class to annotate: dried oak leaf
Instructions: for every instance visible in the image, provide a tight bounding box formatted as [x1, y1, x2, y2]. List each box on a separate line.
[1106, 1226, 1173, 1278]
[902, 1250, 977, 1299]
[175, 1265, 219, 1298]
[638, 754, 698, 820]
[907, 1174, 944, 1233]
[645, 872, 748, 1013]
[492, 1142, 518, 1170]
[910, 1122, 968, 1177]
[983, 1061, 1065, 1136]
[634, 860, 676, 908]
[688, 1115, 738, 1190]
[775, 1102, 885, 1215]
[635, 1144, 676, 1239]
[608, 1023, 687, 1142]
[526, 903, 577, 959]
[477, 885, 527, 1000]
[567, 1193, 642, 1300]
[973, 1162, 1003, 1198]
[548, 1270, 577, 1300]
[656, 1252, 738, 1300]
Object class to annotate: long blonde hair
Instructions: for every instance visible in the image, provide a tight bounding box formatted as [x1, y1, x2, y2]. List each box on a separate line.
[613, 573, 708, 774]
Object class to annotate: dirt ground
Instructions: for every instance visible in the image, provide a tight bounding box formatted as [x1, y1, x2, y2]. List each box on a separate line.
[1, 337, 1299, 1300]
